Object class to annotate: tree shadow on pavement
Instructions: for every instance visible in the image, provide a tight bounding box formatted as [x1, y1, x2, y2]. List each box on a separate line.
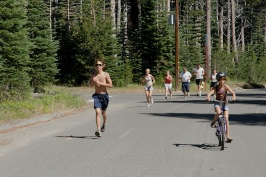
[141, 112, 266, 126]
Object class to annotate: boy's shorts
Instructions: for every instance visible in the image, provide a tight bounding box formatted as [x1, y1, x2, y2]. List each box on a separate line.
[92, 93, 109, 110]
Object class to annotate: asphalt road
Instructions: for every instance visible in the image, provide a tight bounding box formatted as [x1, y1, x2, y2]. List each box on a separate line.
[0, 89, 266, 177]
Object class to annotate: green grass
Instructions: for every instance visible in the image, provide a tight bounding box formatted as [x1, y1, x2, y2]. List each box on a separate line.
[0, 86, 87, 125]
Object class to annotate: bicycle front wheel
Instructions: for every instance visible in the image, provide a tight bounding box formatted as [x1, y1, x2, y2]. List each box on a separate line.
[220, 118, 225, 150]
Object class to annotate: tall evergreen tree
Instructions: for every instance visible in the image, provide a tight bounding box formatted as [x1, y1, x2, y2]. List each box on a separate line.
[60, 0, 120, 86]
[0, 0, 31, 100]
[140, 0, 174, 78]
[27, 0, 59, 92]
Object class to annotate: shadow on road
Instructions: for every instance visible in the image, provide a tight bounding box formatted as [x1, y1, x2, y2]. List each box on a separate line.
[173, 143, 226, 151]
[55, 135, 98, 139]
[140, 112, 266, 126]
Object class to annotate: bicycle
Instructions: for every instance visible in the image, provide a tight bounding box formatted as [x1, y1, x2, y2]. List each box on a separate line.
[211, 100, 232, 150]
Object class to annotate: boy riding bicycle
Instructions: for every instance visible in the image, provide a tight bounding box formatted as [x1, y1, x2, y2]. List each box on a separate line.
[206, 72, 236, 142]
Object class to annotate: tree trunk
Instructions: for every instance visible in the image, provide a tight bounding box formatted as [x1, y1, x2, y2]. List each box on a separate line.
[241, 19, 245, 52]
[111, 0, 116, 29]
[117, 0, 121, 30]
[206, 0, 211, 78]
[220, 7, 224, 50]
[49, 0, 52, 31]
[227, 0, 231, 53]
[265, 15, 266, 43]
[231, 0, 238, 62]
[166, 0, 170, 12]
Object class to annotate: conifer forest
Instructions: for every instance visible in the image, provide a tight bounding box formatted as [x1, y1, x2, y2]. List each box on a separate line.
[0, 0, 265, 100]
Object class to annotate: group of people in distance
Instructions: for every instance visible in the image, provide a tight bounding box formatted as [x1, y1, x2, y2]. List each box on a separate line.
[89, 59, 236, 142]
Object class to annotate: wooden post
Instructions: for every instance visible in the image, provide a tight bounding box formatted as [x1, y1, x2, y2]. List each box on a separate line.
[175, 0, 179, 91]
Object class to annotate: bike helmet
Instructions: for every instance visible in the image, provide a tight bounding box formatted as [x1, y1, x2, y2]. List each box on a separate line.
[216, 72, 226, 81]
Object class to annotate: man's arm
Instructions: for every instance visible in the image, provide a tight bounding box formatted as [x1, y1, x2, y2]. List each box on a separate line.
[105, 73, 113, 88]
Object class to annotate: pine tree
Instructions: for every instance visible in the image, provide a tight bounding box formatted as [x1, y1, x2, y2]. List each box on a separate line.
[27, 0, 59, 92]
[140, 0, 174, 79]
[63, 0, 120, 86]
[0, 0, 31, 100]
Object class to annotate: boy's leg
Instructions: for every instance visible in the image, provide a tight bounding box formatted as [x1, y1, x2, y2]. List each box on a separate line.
[101, 110, 107, 132]
[102, 110, 107, 125]
[95, 108, 101, 131]
[95, 108, 102, 137]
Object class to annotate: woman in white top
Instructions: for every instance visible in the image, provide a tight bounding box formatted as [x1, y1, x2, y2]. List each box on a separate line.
[143, 68, 155, 107]
[210, 69, 217, 90]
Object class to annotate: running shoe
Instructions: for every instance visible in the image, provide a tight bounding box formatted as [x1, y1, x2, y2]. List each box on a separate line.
[165, 96, 167, 99]
[95, 130, 101, 137]
[101, 124, 106, 132]
[151, 98, 154, 104]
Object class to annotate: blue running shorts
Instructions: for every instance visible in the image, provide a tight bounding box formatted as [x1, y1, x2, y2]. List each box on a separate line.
[92, 93, 109, 110]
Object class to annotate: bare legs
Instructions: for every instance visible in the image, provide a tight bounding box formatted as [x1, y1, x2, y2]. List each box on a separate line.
[145, 90, 153, 107]
[95, 108, 106, 131]
[165, 87, 172, 98]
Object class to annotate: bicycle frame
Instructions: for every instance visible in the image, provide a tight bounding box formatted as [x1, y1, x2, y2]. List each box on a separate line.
[214, 101, 227, 150]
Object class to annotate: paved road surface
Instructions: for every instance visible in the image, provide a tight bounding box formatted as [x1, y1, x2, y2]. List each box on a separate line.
[0, 89, 265, 177]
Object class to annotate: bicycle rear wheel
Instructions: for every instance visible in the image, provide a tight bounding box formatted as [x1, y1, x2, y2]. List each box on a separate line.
[220, 118, 225, 150]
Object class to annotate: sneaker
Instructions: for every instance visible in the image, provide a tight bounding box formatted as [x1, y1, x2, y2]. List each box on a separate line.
[170, 94, 173, 98]
[184, 96, 187, 99]
[95, 130, 101, 137]
[100, 124, 106, 132]
[147, 104, 150, 107]
[165, 96, 167, 99]
[210, 121, 216, 128]
[199, 92, 202, 97]
[226, 137, 233, 143]
[151, 98, 154, 104]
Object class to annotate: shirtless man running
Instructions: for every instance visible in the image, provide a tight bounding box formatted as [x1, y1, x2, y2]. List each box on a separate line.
[90, 59, 113, 137]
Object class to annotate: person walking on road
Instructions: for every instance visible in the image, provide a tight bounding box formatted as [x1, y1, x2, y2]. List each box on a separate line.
[193, 64, 204, 96]
[143, 68, 155, 107]
[179, 67, 192, 99]
[164, 70, 173, 99]
[90, 59, 113, 137]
